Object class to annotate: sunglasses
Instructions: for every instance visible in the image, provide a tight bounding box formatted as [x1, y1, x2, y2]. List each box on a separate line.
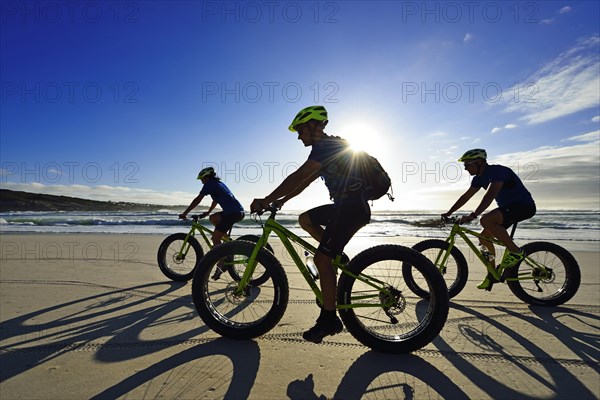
[295, 123, 308, 132]
[463, 160, 478, 168]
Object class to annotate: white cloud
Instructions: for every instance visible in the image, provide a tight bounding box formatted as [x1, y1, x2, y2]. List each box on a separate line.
[491, 135, 599, 209]
[558, 6, 572, 14]
[592, 116, 600, 123]
[538, 6, 571, 25]
[464, 33, 473, 42]
[428, 131, 447, 138]
[562, 130, 600, 143]
[424, 130, 600, 210]
[500, 36, 600, 125]
[491, 124, 518, 134]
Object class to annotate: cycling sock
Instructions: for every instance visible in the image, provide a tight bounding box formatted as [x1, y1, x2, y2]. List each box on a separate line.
[319, 309, 337, 321]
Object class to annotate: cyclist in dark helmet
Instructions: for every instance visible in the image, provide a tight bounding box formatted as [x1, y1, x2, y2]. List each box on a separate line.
[442, 149, 536, 290]
[180, 166, 245, 279]
[251, 105, 373, 343]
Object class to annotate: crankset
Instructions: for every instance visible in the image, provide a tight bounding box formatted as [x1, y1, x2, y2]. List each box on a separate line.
[379, 287, 406, 324]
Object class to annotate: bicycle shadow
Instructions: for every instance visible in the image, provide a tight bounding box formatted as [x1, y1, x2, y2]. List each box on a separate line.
[0, 280, 205, 382]
[91, 338, 260, 400]
[433, 302, 597, 399]
[286, 351, 468, 400]
[507, 305, 600, 367]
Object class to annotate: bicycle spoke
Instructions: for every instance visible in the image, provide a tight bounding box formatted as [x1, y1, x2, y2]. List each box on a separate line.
[350, 259, 436, 339]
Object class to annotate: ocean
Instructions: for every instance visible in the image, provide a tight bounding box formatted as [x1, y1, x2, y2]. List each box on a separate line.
[1, 209, 598, 245]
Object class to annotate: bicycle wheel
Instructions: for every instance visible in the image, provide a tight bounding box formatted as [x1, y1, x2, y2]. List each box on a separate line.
[338, 245, 449, 354]
[157, 233, 204, 281]
[506, 241, 581, 306]
[224, 234, 274, 286]
[192, 240, 289, 339]
[407, 239, 469, 299]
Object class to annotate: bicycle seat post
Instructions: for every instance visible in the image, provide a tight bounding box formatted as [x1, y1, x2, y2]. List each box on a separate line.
[509, 222, 518, 239]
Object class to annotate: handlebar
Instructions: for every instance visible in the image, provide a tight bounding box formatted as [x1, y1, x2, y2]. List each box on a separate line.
[441, 215, 476, 225]
[252, 203, 281, 219]
[441, 215, 461, 224]
[179, 214, 207, 222]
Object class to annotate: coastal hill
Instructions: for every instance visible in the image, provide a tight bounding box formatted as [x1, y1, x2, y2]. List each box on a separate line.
[0, 189, 189, 212]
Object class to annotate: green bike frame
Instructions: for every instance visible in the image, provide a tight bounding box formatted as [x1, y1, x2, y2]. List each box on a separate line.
[234, 214, 396, 310]
[439, 222, 550, 282]
[177, 218, 230, 260]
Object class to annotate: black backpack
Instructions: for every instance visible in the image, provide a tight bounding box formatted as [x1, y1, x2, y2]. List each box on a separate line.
[323, 137, 394, 202]
[349, 150, 394, 201]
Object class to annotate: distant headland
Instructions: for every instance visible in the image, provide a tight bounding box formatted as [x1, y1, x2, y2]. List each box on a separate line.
[0, 189, 189, 212]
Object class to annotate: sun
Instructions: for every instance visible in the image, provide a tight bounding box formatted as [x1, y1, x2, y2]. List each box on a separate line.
[339, 122, 382, 154]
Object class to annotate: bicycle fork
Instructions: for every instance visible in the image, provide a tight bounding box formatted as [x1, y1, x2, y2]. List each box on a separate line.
[177, 231, 197, 261]
[232, 230, 272, 296]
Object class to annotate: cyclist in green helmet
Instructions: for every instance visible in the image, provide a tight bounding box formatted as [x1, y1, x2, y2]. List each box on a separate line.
[250, 105, 372, 343]
[442, 149, 536, 290]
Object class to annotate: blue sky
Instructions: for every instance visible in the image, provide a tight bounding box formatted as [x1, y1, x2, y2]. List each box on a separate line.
[1, 0, 599, 211]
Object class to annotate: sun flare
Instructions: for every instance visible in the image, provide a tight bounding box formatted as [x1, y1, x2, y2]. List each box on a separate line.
[340, 122, 383, 154]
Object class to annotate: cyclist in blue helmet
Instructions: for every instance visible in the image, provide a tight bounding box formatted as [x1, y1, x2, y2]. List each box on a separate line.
[180, 167, 245, 279]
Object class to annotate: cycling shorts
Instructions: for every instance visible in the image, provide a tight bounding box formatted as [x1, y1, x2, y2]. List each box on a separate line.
[305, 200, 371, 259]
[214, 211, 244, 234]
[498, 203, 536, 228]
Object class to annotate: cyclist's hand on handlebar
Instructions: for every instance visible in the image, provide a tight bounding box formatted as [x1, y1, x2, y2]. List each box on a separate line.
[250, 198, 267, 214]
[271, 199, 284, 210]
[199, 211, 209, 219]
[459, 213, 477, 224]
[178, 213, 188, 220]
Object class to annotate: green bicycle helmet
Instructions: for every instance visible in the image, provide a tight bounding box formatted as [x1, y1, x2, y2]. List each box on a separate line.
[197, 167, 215, 180]
[288, 105, 328, 132]
[458, 149, 487, 162]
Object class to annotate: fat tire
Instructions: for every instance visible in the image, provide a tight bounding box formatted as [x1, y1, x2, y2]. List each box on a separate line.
[157, 233, 203, 281]
[192, 240, 289, 339]
[408, 239, 469, 299]
[338, 245, 449, 354]
[506, 241, 580, 306]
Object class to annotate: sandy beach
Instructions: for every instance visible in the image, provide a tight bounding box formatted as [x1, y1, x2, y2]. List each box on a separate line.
[1, 233, 598, 399]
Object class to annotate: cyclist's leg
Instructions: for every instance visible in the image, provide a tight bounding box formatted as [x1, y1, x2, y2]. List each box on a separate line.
[477, 208, 515, 290]
[303, 201, 370, 343]
[299, 205, 332, 242]
[211, 212, 244, 280]
[209, 212, 224, 245]
[211, 212, 244, 245]
[316, 201, 370, 310]
[480, 208, 520, 253]
[478, 228, 497, 257]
